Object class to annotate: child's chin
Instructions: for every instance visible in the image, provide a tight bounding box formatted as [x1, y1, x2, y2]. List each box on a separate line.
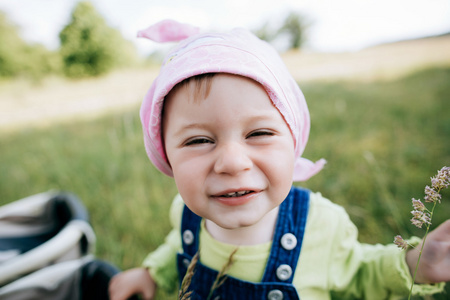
[217, 215, 263, 229]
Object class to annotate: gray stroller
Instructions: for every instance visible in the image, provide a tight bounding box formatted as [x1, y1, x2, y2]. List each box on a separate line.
[0, 191, 120, 300]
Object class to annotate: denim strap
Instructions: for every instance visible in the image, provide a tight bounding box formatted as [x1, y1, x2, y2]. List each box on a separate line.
[262, 187, 310, 283]
[180, 205, 202, 257]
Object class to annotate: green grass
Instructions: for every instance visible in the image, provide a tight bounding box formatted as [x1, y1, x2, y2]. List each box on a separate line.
[300, 68, 450, 243]
[1, 67, 449, 299]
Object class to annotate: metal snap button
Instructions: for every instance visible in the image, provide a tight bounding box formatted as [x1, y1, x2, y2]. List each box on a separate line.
[267, 289, 284, 300]
[182, 258, 191, 268]
[183, 230, 194, 245]
[280, 233, 297, 250]
[276, 264, 293, 281]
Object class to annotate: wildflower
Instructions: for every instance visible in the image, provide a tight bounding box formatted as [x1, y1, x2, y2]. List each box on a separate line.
[411, 210, 422, 219]
[424, 185, 441, 203]
[410, 209, 431, 228]
[411, 198, 425, 211]
[395, 166, 448, 300]
[431, 166, 450, 190]
[411, 218, 424, 228]
[394, 235, 408, 250]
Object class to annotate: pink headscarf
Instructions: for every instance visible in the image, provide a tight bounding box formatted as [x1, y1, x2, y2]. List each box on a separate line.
[139, 20, 326, 181]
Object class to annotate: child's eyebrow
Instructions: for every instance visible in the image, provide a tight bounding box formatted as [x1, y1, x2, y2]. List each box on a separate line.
[173, 113, 283, 137]
[176, 122, 208, 132]
[170, 122, 210, 139]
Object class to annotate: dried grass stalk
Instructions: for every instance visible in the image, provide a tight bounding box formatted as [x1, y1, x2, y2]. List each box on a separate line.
[206, 247, 238, 300]
[179, 252, 199, 300]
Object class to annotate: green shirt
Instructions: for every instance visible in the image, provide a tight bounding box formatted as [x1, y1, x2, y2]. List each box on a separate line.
[143, 191, 444, 299]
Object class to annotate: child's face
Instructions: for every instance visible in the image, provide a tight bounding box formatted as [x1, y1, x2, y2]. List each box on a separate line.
[163, 74, 295, 230]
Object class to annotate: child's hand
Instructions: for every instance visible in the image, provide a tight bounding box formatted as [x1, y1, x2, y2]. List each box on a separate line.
[406, 220, 450, 284]
[109, 267, 157, 300]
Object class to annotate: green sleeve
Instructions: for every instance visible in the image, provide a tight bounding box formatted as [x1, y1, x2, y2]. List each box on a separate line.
[142, 194, 184, 292]
[327, 210, 445, 299]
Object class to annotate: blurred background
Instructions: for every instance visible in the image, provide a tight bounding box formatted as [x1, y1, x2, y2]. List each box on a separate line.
[1, 0, 449, 299]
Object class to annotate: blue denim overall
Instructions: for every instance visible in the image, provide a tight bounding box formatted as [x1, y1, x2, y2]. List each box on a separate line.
[177, 186, 310, 300]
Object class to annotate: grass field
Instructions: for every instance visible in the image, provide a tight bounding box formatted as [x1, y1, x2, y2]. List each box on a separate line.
[1, 64, 449, 298]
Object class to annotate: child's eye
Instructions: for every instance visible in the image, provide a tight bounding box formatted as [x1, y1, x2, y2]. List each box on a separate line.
[247, 130, 275, 138]
[184, 137, 214, 146]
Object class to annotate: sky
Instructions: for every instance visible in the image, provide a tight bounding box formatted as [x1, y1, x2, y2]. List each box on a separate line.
[0, 0, 449, 54]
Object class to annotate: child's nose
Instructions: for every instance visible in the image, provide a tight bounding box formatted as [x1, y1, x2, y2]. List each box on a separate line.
[213, 142, 253, 175]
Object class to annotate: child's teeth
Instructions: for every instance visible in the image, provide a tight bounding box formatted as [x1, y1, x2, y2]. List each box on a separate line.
[224, 192, 237, 197]
[223, 191, 249, 197]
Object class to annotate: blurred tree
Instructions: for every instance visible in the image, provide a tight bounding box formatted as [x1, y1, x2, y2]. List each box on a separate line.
[0, 11, 60, 79]
[59, 1, 137, 78]
[0, 11, 29, 77]
[278, 12, 310, 50]
[253, 12, 310, 51]
[253, 21, 276, 43]
[22, 44, 62, 79]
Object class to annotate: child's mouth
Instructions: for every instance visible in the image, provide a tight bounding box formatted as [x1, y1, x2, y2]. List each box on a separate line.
[220, 191, 253, 198]
[213, 190, 259, 206]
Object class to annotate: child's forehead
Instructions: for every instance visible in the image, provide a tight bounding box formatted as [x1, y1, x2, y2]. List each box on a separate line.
[171, 73, 275, 101]
[168, 73, 272, 105]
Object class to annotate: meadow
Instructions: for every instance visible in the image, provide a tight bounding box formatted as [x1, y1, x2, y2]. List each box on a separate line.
[1, 65, 449, 299]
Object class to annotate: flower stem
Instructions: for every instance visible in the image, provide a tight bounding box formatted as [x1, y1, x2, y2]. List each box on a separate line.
[407, 200, 438, 300]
